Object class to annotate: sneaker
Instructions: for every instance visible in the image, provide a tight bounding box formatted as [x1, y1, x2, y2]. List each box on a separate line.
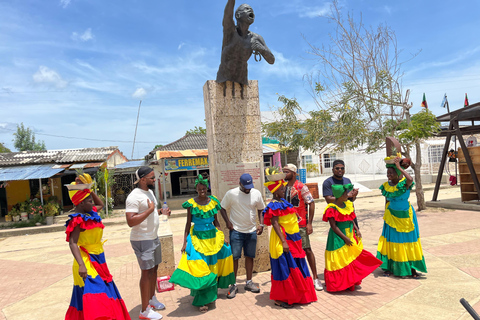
[227, 284, 238, 299]
[139, 306, 163, 320]
[314, 279, 324, 291]
[149, 296, 166, 310]
[244, 281, 260, 293]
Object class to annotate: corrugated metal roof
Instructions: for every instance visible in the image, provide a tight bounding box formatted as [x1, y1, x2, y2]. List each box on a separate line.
[156, 134, 207, 151]
[0, 164, 65, 181]
[156, 149, 209, 159]
[0, 147, 122, 166]
[115, 160, 147, 169]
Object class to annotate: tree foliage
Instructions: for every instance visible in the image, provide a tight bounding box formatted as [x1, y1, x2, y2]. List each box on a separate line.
[12, 123, 46, 151]
[185, 126, 206, 135]
[0, 142, 11, 153]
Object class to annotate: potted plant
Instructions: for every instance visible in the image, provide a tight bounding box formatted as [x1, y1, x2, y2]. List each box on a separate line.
[28, 198, 43, 219]
[9, 208, 20, 222]
[19, 201, 30, 221]
[44, 202, 58, 225]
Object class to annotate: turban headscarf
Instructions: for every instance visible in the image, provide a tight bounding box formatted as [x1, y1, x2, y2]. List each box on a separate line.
[331, 183, 354, 199]
[264, 180, 287, 193]
[195, 174, 209, 187]
[68, 182, 92, 206]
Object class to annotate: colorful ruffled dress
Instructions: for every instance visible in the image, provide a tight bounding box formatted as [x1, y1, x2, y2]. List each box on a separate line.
[377, 178, 427, 276]
[323, 201, 382, 292]
[65, 211, 131, 320]
[169, 195, 235, 306]
[263, 199, 317, 304]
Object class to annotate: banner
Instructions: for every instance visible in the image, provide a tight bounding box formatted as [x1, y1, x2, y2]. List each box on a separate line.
[164, 157, 209, 171]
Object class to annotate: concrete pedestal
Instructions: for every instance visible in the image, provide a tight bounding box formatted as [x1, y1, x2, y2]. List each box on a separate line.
[203, 80, 270, 275]
[156, 219, 176, 277]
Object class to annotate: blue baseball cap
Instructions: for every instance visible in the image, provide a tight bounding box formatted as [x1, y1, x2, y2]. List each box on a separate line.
[239, 173, 254, 189]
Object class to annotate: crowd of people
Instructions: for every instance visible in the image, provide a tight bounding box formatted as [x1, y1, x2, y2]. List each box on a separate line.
[63, 156, 427, 319]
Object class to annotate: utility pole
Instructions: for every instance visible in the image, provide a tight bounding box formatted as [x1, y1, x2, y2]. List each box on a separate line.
[131, 100, 142, 159]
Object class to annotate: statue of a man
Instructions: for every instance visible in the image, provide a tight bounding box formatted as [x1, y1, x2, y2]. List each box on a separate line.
[216, 0, 275, 86]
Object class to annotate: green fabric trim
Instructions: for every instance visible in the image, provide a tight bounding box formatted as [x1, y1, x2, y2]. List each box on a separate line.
[217, 272, 235, 289]
[191, 285, 217, 307]
[376, 252, 427, 276]
[182, 195, 222, 218]
[169, 268, 217, 291]
[388, 207, 410, 219]
[326, 221, 353, 251]
[379, 178, 415, 198]
[192, 228, 217, 240]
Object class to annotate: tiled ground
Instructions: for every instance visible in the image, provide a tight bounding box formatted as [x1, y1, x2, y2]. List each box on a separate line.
[1, 188, 479, 320]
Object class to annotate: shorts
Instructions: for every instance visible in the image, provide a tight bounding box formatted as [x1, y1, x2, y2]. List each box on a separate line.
[130, 237, 162, 270]
[299, 227, 311, 249]
[229, 229, 257, 260]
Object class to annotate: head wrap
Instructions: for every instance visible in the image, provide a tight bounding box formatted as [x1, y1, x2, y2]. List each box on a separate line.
[283, 163, 297, 173]
[386, 164, 402, 176]
[331, 184, 354, 199]
[264, 180, 287, 193]
[68, 182, 92, 206]
[195, 174, 209, 187]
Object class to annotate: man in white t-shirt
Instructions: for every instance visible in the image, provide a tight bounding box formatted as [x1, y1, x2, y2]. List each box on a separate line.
[220, 173, 265, 299]
[126, 166, 170, 320]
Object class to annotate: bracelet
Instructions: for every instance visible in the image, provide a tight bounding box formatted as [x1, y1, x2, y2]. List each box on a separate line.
[259, 224, 265, 227]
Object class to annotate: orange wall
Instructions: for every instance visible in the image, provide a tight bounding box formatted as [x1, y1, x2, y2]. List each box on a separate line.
[6, 180, 30, 212]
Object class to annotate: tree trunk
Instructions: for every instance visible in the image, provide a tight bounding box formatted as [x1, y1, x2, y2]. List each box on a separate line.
[414, 141, 426, 211]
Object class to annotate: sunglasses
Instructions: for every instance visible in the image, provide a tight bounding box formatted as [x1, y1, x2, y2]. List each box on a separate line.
[334, 167, 345, 170]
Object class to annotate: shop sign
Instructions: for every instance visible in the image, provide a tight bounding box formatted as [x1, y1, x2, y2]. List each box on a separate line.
[164, 157, 209, 171]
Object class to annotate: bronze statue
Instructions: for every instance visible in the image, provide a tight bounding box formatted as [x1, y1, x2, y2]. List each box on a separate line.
[216, 0, 275, 86]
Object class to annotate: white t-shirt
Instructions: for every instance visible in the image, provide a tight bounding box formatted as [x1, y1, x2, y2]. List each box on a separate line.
[221, 187, 265, 233]
[125, 188, 159, 241]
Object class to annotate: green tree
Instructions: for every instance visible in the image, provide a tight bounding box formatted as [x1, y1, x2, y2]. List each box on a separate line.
[154, 144, 163, 149]
[265, 1, 438, 210]
[0, 142, 11, 153]
[185, 126, 206, 135]
[13, 123, 46, 151]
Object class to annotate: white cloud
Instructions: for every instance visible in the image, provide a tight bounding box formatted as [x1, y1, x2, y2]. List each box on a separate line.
[178, 42, 185, 50]
[32, 66, 67, 88]
[132, 87, 147, 99]
[60, 0, 71, 9]
[71, 28, 94, 42]
[298, 3, 330, 18]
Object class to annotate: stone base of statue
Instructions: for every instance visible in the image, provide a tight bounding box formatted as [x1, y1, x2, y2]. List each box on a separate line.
[203, 80, 270, 275]
[156, 219, 176, 277]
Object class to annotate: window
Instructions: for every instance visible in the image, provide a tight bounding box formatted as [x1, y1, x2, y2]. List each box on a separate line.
[324, 153, 337, 168]
[428, 145, 443, 163]
[302, 155, 312, 168]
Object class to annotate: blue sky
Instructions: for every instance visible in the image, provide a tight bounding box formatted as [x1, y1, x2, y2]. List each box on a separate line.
[1, 0, 479, 159]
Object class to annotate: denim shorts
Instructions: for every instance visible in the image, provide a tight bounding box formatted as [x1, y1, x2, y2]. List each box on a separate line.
[229, 229, 257, 260]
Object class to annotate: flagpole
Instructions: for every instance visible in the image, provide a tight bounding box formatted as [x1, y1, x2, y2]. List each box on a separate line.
[446, 95, 450, 113]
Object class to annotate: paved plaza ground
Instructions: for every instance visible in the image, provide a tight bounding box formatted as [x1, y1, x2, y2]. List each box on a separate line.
[1, 185, 480, 320]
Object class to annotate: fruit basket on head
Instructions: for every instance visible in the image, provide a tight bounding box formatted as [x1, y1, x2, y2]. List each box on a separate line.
[265, 166, 286, 182]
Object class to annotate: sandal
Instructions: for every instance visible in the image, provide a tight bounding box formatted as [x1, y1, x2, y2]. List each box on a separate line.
[274, 301, 293, 309]
[199, 305, 208, 312]
[382, 271, 392, 277]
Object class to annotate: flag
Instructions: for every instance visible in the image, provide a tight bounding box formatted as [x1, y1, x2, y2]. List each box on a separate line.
[421, 93, 428, 108]
[464, 93, 469, 107]
[440, 93, 447, 108]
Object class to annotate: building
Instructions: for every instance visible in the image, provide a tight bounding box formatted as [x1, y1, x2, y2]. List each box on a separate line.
[0, 147, 127, 216]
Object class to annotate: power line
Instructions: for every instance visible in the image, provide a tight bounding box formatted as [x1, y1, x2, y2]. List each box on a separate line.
[0, 127, 168, 144]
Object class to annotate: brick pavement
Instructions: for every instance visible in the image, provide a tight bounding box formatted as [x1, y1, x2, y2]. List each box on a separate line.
[1, 190, 480, 319]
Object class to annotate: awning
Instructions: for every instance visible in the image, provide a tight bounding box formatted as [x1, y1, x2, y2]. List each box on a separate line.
[0, 164, 65, 181]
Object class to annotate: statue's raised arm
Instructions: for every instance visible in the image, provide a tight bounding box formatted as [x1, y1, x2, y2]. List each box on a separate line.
[216, 1, 275, 86]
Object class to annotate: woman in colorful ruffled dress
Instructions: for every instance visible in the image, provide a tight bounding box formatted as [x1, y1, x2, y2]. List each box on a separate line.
[169, 174, 235, 312]
[263, 174, 317, 308]
[323, 184, 382, 292]
[65, 178, 131, 320]
[377, 157, 427, 278]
